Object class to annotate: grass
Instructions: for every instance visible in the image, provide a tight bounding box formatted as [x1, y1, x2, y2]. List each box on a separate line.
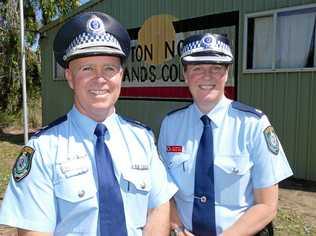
[274, 208, 316, 235]
[0, 140, 21, 197]
[0, 95, 41, 197]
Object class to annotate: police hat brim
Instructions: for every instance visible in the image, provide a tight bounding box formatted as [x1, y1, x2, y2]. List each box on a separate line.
[182, 55, 233, 64]
[182, 52, 233, 65]
[66, 46, 126, 64]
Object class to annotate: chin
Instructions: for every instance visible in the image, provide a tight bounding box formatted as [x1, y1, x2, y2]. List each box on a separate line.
[199, 94, 220, 103]
[93, 104, 113, 111]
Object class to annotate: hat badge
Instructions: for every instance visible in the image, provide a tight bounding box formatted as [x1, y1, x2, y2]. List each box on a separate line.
[87, 15, 105, 35]
[200, 34, 215, 49]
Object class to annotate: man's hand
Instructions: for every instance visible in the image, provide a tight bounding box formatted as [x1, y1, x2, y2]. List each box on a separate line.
[143, 201, 170, 236]
[170, 198, 196, 236]
[18, 229, 51, 236]
[222, 184, 278, 236]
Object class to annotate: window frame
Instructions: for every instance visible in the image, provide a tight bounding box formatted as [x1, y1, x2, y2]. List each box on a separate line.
[243, 3, 316, 73]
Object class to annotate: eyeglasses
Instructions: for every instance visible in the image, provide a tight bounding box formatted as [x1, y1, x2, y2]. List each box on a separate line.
[188, 64, 227, 77]
[80, 64, 122, 79]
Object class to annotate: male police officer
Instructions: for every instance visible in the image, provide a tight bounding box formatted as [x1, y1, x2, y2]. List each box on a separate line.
[158, 33, 293, 236]
[0, 11, 177, 235]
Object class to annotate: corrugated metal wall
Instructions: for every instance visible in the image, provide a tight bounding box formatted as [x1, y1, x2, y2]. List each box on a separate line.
[40, 0, 316, 180]
[237, 0, 316, 181]
[240, 72, 316, 181]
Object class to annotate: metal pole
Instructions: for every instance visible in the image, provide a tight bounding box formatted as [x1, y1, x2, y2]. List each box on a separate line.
[19, 0, 28, 143]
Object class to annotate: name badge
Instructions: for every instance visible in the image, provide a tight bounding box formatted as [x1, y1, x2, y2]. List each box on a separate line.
[131, 164, 149, 170]
[166, 145, 183, 153]
[59, 154, 89, 178]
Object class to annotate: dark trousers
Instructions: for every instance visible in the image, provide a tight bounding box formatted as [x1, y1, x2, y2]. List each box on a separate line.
[170, 222, 274, 236]
[255, 222, 274, 236]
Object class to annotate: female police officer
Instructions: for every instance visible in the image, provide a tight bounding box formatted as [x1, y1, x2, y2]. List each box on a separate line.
[158, 33, 293, 236]
[0, 11, 177, 235]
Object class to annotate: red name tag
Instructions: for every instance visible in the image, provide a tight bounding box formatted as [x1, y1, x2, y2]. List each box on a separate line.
[166, 145, 183, 153]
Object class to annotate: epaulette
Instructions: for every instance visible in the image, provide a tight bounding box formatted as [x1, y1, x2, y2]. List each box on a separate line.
[32, 115, 68, 137]
[167, 104, 191, 116]
[121, 116, 152, 131]
[231, 101, 264, 118]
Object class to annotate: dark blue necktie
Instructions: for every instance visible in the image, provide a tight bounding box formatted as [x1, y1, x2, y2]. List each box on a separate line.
[192, 115, 216, 236]
[94, 123, 127, 236]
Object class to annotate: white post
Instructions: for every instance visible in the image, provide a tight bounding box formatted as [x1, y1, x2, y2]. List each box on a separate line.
[19, 0, 28, 144]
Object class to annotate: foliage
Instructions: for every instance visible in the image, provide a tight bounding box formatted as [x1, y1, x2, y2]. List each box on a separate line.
[0, 0, 22, 113]
[0, 0, 80, 115]
[0, 94, 42, 129]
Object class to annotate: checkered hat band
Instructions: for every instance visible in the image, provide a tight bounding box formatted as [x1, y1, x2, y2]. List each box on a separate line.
[64, 32, 122, 60]
[181, 39, 232, 58]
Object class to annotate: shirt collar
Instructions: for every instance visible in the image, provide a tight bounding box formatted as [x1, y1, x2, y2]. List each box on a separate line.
[193, 96, 231, 128]
[69, 106, 118, 139]
[101, 111, 118, 139]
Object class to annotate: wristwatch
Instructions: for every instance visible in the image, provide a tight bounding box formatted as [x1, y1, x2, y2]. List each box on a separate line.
[171, 225, 185, 236]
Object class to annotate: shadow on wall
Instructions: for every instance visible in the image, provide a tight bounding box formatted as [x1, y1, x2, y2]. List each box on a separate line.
[280, 178, 316, 193]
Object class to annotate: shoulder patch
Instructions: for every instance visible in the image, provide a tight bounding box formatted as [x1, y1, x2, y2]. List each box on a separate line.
[121, 116, 152, 131]
[232, 101, 264, 118]
[12, 146, 35, 182]
[33, 115, 68, 137]
[264, 126, 279, 155]
[167, 104, 191, 116]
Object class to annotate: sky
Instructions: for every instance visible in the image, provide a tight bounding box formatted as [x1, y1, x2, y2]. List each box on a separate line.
[80, 0, 90, 5]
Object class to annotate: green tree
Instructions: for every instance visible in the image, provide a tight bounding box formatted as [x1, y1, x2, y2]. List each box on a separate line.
[0, 0, 79, 116]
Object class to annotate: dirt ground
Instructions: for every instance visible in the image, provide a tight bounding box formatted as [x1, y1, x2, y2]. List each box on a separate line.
[278, 178, 316, 228]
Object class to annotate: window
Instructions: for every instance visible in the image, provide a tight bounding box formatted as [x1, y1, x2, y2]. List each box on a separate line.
[245, 5, 316, 71]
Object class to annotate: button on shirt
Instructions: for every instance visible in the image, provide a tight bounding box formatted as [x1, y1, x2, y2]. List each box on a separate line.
[0, 106, 177, 235]
[158, 96, 293, 234]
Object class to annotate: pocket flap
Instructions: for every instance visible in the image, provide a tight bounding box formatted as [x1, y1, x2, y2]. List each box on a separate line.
[166, 153, 191, 168]
[122, 169, 151, 192]
[214, 156, 253, 175]
[55, 174, 97, 202]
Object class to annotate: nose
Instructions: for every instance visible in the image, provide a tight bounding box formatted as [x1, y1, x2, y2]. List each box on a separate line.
[95, 68, 107, 81]
[204, 69, 214, 79]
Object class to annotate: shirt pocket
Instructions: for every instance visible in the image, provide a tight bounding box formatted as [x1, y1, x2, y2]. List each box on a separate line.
[121, 169, 152, 230]
[214, 156, 253, 206]
[166, 153, 193, 197]
[55, 171, 97, 203]
[165, 153, 191, 169]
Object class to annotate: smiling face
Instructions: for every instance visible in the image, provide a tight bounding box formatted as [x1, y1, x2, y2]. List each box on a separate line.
[184, 63, 228, 113]
[65, 55, 123, 122]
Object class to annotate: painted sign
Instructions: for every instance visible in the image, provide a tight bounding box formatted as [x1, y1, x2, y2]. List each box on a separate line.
[121, 14, 236, 100]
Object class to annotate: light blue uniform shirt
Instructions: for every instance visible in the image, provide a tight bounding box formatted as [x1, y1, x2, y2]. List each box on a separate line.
[0, 106, 177, 235]
[158, 96, 293, 234]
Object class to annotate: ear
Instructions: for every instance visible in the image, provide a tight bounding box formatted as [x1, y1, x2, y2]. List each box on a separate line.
[65, 68, 74, 89]
[119, 67, 124, 77]
[224, 65, 230, 83]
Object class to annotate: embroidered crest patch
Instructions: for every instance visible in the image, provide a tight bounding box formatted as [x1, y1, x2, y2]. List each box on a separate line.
[12, 146, 35, 182]
[263, 126, 279, 155]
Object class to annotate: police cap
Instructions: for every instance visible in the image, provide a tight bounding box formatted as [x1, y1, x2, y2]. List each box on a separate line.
[53, 11, 131, 68]
[181, 33, 233, 64]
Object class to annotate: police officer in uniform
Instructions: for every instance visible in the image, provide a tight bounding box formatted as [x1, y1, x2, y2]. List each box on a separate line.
[158, 33, 293, 236]
[0, 11, 177, 235]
